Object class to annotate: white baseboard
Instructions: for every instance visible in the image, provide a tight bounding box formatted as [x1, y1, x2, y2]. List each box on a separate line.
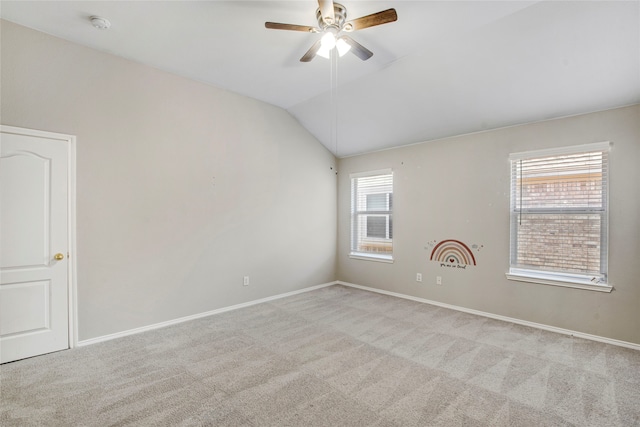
[77, 281, 337, 347]
[77, 280, 640, 351]
[337, 281, 640, 351]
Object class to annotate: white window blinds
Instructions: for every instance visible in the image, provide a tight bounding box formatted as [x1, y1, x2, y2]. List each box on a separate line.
[350, 170, 393, 260]
[509, 142, 609, 285]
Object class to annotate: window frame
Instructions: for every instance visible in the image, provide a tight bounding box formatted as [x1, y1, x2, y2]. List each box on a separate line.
[350, 169, 394, 263]
[506, 142, 612, 292]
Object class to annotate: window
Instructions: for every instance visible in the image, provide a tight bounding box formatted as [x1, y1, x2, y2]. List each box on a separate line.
[350, 170, 393, 261]
[507, 142, 611, 291]
[365, 193, 393, 239]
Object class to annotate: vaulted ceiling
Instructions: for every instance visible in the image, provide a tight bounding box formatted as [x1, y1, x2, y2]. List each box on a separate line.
[2, 1, 639, 157]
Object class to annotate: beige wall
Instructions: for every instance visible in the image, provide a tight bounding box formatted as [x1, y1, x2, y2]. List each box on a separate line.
[338, 105, 640, 345]
[1, 20, 337, 341]
[3, 18, 638, 346]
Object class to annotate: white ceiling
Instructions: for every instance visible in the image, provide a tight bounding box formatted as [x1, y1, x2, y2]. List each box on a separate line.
[2, 1, 639, 157]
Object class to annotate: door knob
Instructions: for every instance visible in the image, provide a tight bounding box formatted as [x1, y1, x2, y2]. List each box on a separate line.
[54, 253, 64, 261]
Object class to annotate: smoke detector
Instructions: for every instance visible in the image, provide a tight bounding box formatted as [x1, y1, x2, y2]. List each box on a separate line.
[90, 16, 111, 30]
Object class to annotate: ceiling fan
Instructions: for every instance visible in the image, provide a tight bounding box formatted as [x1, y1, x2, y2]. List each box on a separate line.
[265, 0, 397, 62]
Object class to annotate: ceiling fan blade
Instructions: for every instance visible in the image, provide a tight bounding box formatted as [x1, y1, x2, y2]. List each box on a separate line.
[318, 0, 336, 24]
[300, 39, 323, 62]
[341, 36, 373, 61]
[265, 22, 317, 32]
[345, 8, 397, 31]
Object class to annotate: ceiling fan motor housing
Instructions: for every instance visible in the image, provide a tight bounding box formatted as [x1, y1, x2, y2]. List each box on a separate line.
[316, 3, 349, 30]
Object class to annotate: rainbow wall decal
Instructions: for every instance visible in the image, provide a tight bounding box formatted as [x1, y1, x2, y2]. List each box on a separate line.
[430, 239, 476, 266]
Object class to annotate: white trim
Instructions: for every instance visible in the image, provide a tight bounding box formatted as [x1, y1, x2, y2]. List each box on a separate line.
[506, 271, 612, 293]
[77, 281, 337, 347]
[0, 126, 78, 350]
[69, 135, 78, 349]
[349, 168, 393, 179]
[508, 141, 610, 161]
[349, 254, 394, 263]
[68, 278, 640, 351]
[337, 281, 640, 351]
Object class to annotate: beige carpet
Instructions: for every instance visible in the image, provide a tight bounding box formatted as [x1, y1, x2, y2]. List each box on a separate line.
[1, 285, 639, 426]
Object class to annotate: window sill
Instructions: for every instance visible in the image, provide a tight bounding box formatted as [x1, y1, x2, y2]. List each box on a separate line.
[349, 253, 394, 263]
[506, 271, 612, 293]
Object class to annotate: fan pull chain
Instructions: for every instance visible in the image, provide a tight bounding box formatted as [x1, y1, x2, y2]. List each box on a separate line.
[329, 47, 339, 157]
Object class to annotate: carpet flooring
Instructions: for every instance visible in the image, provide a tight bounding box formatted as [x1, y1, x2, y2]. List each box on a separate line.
[1, 285, 639, 426]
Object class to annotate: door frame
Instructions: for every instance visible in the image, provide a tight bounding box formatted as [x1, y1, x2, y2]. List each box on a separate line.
[1, 125, 78, 349]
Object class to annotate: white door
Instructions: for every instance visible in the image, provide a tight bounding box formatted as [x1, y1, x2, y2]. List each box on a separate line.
[0, 127, 72, 363]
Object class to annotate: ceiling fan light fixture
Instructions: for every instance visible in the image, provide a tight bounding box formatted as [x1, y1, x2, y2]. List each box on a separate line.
[320, 31, 336, 50]
[336, 37, 351, 57]
[317, 45, 331, 59]
[318, 32, 350, 58]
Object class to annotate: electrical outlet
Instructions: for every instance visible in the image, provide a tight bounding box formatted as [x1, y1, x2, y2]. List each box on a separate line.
[436, 276, 442, 285]
[416, 273, 422, 282]
[243, 276, 250, 286]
